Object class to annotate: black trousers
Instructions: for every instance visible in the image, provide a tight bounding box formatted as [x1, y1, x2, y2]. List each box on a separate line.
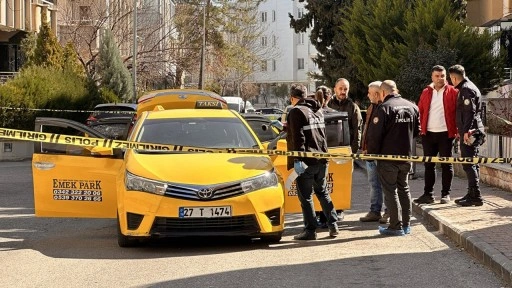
[377, 161, 412, 230]
[421, 131, 454, 196]
[459, 136, 480, 189]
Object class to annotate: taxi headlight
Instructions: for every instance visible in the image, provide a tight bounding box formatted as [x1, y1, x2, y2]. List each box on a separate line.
[241, 171, 279, 193]
[125, 171, 167, 195]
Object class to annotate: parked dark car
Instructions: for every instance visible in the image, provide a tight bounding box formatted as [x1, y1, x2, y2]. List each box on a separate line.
[86, 103, 138, 140]
[255, 107, 284, 121]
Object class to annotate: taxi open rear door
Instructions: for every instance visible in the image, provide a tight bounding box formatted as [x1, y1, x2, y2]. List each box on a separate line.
[32, 118, 123, 218]
[246, 112, 353, 214]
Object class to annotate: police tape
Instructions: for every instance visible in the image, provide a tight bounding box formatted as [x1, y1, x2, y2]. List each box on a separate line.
[1, 127, 511, 165]
[0, 107, 135, 114]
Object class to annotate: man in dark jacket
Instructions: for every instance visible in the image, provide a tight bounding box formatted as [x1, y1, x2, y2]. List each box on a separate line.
[286, 83, 339, 240]
[360, 81, 388, 224]
[328, 78, 363, 153]
[367, 80, 420, 236]
[448, 65, 485, 207]
[414, 65, 458, 205]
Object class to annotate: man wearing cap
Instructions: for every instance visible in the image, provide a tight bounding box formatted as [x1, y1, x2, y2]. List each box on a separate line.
[286, 83, 339, 240]
[448, 65, 485, 207]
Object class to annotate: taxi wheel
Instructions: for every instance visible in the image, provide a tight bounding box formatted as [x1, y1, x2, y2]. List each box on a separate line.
[117, 216, 140, 248]
[260, 233, 282, 244]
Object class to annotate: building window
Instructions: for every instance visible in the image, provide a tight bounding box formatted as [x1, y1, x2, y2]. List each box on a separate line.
[261, 11, 267, 22]
[272, 10, 276, 22]
[272, 35, 276, 47]
[261, 36, 267, 47]
[298, 58, 304, 70]
[79, 6, 92, 21]
[298, 8, 304, 19]
[272, 59, 276, 71]
[261, 60, 267, 72]
[297, 33, 304, 45]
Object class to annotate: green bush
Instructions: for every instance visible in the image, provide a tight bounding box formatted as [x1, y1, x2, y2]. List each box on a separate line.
[0, 66, 119, 130]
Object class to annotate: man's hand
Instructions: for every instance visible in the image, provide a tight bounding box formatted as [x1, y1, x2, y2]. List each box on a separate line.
[294, 160, 307, 176]
[463, 132, 469, 145]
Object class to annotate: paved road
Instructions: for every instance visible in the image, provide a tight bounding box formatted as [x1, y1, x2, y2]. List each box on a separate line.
[0, 160, 507, 287]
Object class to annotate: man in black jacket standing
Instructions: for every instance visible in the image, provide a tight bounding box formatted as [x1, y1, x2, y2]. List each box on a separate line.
[448, 65, 485, 207]
[286, 83, 339, 240]
[367, 80, 420, 236]
[328, 78, 363, 153]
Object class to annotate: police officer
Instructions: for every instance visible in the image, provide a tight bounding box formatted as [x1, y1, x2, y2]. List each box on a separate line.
[367, 80, 420, 236]
[286, 83, 339, 240]
[448, 65, 485, 207]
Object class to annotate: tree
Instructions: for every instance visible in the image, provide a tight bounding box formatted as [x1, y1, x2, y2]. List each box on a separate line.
[289, 0, 366, 101]
[32, 10, 63, 68]
[96, 29, 133, 101]
[62, 42, 85, 77]
[211, 0, 277, 98]
[342, 0, 502, 102]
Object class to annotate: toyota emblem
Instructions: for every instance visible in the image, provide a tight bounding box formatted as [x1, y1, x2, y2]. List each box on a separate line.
[197, 188, 214, 199]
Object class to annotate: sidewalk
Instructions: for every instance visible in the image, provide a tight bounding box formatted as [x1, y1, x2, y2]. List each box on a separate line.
[356, 160, 512, 285]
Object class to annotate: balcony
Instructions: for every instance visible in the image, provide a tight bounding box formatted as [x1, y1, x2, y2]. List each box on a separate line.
[0, 72, 18, 84]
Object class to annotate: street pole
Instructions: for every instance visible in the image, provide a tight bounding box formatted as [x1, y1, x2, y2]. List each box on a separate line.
[132, 0, 137, 103]
[198, 1, 207, 89]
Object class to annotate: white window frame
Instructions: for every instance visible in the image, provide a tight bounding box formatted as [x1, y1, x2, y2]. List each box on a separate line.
[261, 36, 267, 47]
[298, 58, 304, 70]
[261, 11, 267, 22]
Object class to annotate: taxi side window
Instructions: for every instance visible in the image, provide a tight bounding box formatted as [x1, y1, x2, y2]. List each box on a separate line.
[39, 125, 94, 156]
[246, 119, 278, 143]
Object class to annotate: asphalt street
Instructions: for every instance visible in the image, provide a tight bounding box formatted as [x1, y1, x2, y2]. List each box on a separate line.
[0, 160, 507, 288]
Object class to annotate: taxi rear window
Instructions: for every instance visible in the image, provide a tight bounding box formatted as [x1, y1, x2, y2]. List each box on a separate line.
[136, 118, 258, 149]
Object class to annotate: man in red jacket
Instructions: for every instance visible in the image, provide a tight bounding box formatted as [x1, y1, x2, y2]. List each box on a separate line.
[414, 65, 458, 204]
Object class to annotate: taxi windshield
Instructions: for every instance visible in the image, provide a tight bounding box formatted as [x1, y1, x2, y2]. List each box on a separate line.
[136, 117, 259, 149]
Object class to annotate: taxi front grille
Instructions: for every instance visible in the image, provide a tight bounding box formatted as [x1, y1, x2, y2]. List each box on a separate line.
[164, 182, 244, 201]
[150, 215, 260, 236]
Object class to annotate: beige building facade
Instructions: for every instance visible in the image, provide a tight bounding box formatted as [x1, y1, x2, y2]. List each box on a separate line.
[0, 0, 57, 78]
[467, 0, 512, 26]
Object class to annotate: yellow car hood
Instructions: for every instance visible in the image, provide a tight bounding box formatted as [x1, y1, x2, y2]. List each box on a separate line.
[125, 152, 275, 184]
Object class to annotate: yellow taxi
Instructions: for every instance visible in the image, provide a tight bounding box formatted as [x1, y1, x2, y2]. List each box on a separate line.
[31, 89, 353, 247]
[32, 89, 284, 247]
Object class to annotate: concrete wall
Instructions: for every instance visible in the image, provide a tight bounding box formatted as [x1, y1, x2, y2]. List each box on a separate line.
[0, 140, 33, 161]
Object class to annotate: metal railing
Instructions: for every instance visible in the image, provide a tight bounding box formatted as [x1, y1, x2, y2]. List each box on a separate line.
[481, 133, 512, 166]
[0, 72, 18, 84]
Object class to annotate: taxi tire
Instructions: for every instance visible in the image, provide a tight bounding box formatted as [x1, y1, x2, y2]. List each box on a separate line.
[117, 215, 141, 248]
[260, 233, 282, 244]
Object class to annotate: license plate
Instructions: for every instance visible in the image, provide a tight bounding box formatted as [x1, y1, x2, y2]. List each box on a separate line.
[179, 206, 232, 218]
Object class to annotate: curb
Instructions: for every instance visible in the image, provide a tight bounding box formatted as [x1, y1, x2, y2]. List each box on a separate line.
[412, 203, 512, 286]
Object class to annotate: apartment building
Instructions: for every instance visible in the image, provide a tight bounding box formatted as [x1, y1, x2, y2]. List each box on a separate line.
[250, 0, 319, 107]
[56, 0, 176, 90]
[467, 0, 512, 27]
[0, 0, 57, 81]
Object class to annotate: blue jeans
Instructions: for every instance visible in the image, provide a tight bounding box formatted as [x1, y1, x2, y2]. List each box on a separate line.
[296, 162, 338, 232]
[366, 160, 386, 214]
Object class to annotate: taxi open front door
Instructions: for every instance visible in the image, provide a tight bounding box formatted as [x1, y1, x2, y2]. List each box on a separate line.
[32, 118, 122, 218]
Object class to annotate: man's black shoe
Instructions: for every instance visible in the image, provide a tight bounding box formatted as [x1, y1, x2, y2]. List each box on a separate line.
[329, 226, 339, 237]
[454, 194, 470, 204]
[293, 230, 317, 240]
[457, 198, 483, 207]
[413, 194, 434, 204]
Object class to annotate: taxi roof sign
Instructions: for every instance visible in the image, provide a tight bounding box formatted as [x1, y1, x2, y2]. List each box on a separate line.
[137, 89, 228, 114]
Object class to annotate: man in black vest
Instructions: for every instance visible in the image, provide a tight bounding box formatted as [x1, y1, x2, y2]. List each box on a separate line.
[287, 83, 339, 240]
